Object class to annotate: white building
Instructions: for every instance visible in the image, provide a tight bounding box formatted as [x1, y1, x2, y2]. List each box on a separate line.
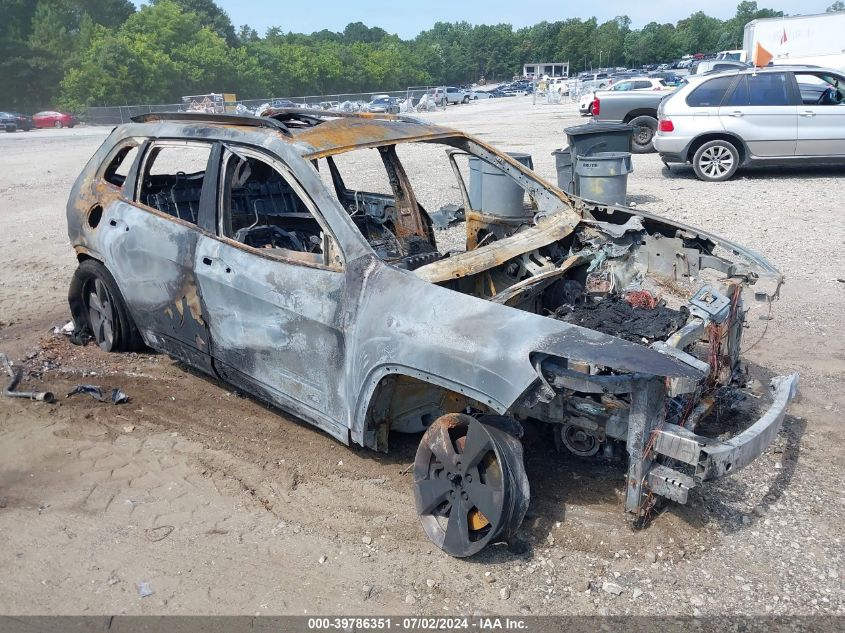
[522, 62, 569, 79]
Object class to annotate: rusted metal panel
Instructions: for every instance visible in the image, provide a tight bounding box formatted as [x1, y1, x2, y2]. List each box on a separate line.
[292, 117, 459, 159]
[414, 213, 577, 284]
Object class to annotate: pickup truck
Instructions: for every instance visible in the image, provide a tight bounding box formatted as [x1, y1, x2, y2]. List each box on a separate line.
[590, 90, 669, 153]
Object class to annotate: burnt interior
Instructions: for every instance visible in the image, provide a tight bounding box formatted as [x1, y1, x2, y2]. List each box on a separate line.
[220, 154, 324, 253]
[318, 150, 442, 270]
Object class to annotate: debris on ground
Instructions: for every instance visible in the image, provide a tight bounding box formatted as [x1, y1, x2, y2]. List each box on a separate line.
[136, 582, 154, 598]
[429, 203, 465, 230]
[602, 581, 624, 596]
[1, 352, 55, 403]
[51, 321, 74, 336]
[66, 384, 130, 404]
[145, 525, 174, 542]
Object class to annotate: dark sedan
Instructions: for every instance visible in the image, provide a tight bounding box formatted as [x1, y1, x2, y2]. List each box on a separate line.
[9, 112, 33, 131]
[0, 112, 17, 133]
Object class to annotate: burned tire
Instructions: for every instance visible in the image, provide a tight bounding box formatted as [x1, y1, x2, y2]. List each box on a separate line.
[692, 139, 739, 182]
[629, 115, 658, 154]
[462, 96, 470, 104]
[68, 259, 143, 352]
[413, 413, 529, 557]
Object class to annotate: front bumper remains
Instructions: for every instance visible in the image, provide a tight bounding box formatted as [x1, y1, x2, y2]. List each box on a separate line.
[542, 361, 799, 518]
[647, 373, 799, 505]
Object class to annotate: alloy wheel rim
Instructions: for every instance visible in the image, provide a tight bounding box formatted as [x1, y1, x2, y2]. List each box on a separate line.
[86, 278, 115, 351]
[414, 415, 525, 557]
[700, 146, 734, 178]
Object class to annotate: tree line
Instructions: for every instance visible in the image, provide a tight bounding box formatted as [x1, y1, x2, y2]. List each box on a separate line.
[0, 0, 819, 113]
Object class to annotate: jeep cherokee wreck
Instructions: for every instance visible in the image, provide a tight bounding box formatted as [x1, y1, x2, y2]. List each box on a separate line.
[66, 109, 798, 557]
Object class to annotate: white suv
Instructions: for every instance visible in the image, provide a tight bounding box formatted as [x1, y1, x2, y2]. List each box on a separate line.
[426, 86, 469, 106]
[654, 66, 845, 181]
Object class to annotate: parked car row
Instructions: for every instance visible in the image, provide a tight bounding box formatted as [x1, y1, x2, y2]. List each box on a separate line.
[0, 110, 77, 132]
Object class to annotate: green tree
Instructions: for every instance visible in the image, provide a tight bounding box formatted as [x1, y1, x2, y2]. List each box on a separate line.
[723, 1, 783, 48]
[0, 0, 789, 112]
[827, 1, 845, 11]
[152, 0, 236, 46]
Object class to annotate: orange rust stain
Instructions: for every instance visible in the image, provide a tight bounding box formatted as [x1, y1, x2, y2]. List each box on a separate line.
[183, 283, 205, 326]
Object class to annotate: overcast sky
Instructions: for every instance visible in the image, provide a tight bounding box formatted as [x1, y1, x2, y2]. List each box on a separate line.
[136, 1, 831, 38]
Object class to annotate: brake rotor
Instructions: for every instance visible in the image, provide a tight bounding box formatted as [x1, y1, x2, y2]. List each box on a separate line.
[412, 413, 529, 557]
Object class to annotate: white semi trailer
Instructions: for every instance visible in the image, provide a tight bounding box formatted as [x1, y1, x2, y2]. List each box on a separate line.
[744, 12, 845, 70]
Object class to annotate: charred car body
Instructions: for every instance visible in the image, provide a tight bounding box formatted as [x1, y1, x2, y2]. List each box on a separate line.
[66, 109, 798, 557]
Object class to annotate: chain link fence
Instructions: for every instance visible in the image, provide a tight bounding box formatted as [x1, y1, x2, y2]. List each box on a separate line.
[82, 81, 592, 126]
[84, 88, 454, 126]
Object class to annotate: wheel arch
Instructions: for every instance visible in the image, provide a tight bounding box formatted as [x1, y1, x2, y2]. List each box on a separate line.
[352, 365, 506, 452]
[622, 109, 658, 123]
[687, 133, 748, 164]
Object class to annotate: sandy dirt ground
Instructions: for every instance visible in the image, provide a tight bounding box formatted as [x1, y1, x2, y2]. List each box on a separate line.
[0, 98, 842, 617]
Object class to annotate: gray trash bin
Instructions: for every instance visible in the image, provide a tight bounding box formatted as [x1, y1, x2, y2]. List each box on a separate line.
[468, 152, 533, 218]
[552, 147, 573, 194]
[573, 152, 633, 205]
[565, 122, 634, 159]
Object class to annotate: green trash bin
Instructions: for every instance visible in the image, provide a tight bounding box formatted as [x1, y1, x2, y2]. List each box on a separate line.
[573, 151, 633, 206]
[565, 122, 634, 160]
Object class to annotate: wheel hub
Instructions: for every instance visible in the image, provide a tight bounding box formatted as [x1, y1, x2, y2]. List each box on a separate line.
[561, 422, 600, 457]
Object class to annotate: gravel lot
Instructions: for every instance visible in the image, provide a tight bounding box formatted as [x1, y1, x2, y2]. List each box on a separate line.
[0, 98, 842, 617]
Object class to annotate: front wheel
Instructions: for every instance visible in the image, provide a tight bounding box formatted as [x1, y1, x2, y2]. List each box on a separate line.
[413, 414, 529, 557]
[68, 259, 143, 352]
[628, 115, 658, 153]
[462, 96, 469, 104]
[692, 140, 740, 182]
[54, 120, 63, 129]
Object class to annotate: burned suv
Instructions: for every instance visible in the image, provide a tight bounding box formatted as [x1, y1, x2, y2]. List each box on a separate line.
[67, 109, 797, 557]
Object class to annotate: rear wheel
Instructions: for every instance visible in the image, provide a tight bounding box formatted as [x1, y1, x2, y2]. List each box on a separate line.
[692, 139, 739, 182]
[53, 120, 63, 129]
[462, 95, 470, 104]
[413, 414, 529, 557]
[629, 115, 658, 153]
[68, 259, 143, 352]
